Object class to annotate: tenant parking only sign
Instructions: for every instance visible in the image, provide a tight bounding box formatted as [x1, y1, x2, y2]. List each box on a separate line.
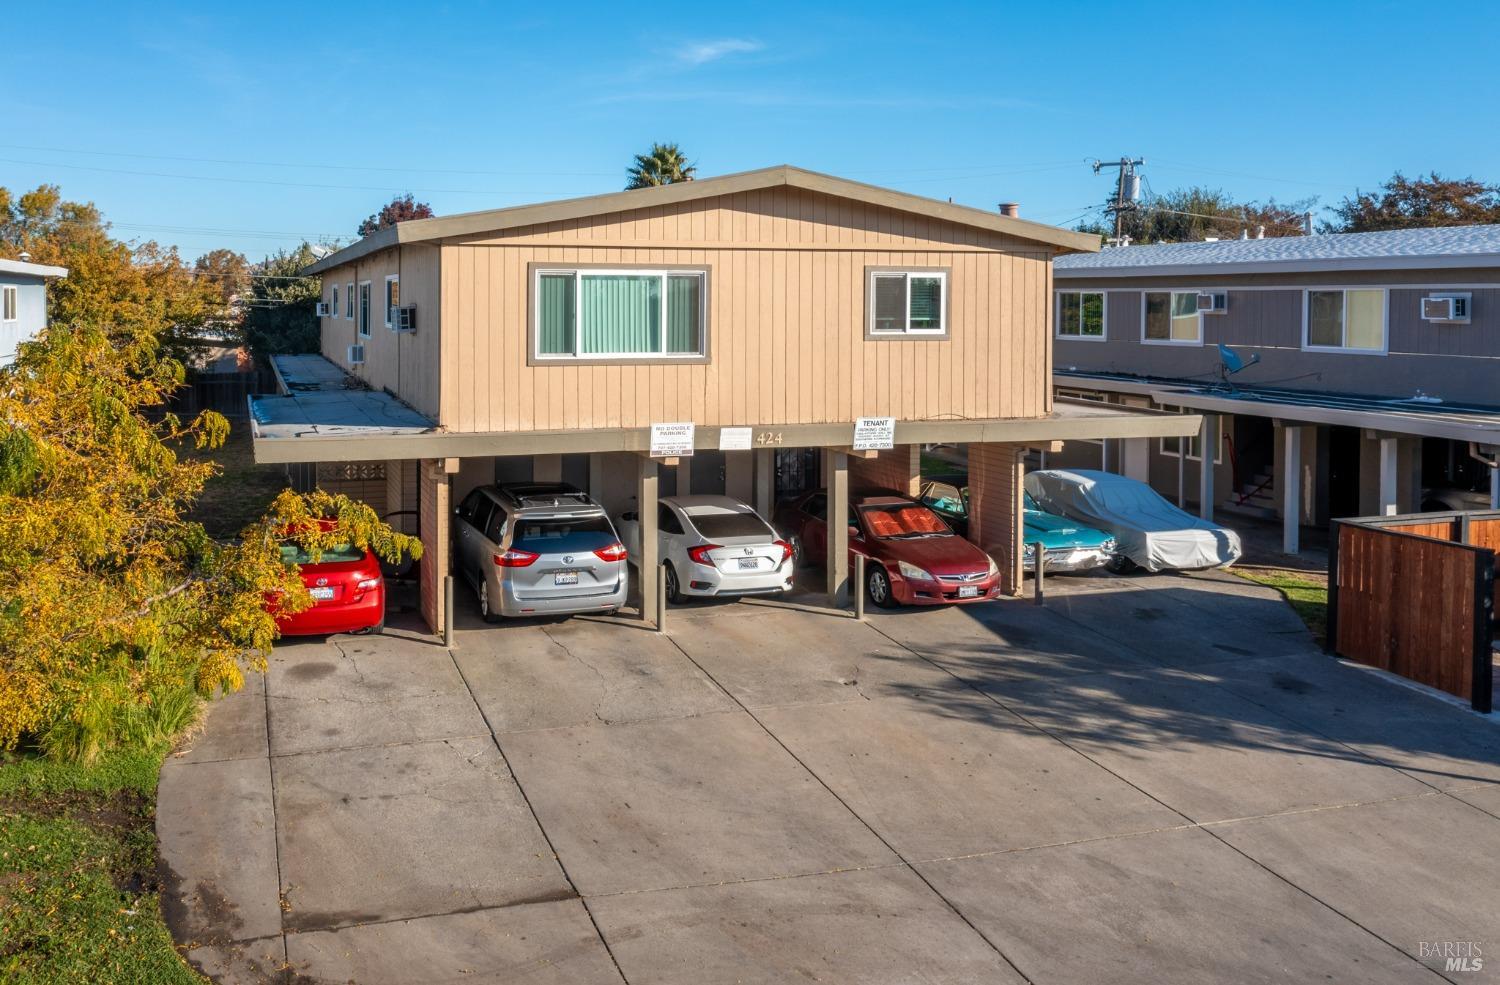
[852, 416, 896, 451]
[650, 421, 696, 457]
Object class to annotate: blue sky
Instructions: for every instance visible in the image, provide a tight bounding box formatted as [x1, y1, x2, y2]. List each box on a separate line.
[5, 1, 1498, 261]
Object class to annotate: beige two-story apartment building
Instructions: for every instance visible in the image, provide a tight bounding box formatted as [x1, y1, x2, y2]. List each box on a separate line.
[251, 166, 1195, 632]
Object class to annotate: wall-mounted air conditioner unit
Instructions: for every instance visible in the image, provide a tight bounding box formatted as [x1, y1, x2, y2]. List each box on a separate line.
[1421, 294, 1470, 323]
[315, 302, 331, 317]
[1197, 291, 1228, 314]
[347, 344, 366, 365]
[391, 305, 417, 333]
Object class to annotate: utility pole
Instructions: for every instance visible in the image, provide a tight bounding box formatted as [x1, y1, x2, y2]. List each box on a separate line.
[1091, 157, 1144, 244]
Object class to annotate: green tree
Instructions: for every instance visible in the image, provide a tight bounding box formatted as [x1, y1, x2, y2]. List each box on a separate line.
[1328, 172, 1500, 231]
[357, 193, 434, 238]
[0, 318, 419, 760]
[1079, 186, 1313, 244]
[0, 184, 233, 364]
[626, 143, 697, 189]
[239, 243, 322, 365]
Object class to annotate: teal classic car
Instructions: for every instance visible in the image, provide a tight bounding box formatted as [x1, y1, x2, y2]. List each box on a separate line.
[918, 476, 1118, 573]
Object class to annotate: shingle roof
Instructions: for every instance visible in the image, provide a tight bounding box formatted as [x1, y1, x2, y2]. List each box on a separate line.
[1055, 224, 1500, 277]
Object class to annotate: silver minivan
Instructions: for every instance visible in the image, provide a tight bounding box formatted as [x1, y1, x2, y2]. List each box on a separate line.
[453, 483, 629, 621]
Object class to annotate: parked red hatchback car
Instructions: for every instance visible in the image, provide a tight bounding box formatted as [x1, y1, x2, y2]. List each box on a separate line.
[775, 490, 1001, 607]
[272, 540, 386, 636]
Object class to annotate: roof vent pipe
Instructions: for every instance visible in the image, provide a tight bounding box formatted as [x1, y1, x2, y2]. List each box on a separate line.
[1302, 211, 1315, 235]
[17, 251, 30, 262]
[1240, 229, 1249, 240]
[1256, 225, 1265, 239]
[998, 202, 1020, 218]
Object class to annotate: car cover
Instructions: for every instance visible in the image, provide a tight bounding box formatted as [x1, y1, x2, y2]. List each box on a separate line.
[1023, 469, 1242, 572]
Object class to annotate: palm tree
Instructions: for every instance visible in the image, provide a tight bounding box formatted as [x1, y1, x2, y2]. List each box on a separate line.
[625, 143, 697, 189]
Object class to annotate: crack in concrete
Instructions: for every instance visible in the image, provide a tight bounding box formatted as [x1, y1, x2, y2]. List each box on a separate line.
[540, 625, 615, 725]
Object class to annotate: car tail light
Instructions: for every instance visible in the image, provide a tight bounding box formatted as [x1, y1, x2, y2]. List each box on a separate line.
[593, 542, 628, 563]
[687, 544, 722, 566]
[355, 578, 380, 591]
[773, 540, 793, 565]
[494, 548, 540, 567]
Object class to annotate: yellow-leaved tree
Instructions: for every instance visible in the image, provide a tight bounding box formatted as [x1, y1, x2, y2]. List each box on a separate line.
[0, 319, 421, 760]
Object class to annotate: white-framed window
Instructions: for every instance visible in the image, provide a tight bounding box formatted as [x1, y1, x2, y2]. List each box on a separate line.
[357, 281, 372, 338]
[384, 274, 400, 329]
[331, 283, 340, 319]
[345, 282, 354, 319]
[867, 269, 947, 336]
[1159, 409, 1222, 463]
[1303, 288, 1387, 353]
[1055, 387, 1106, 446]
[533, 267, 707, 360]
[1, 286, 16, 322]
[1056, 291, 1105, 340]
[1142, 291, 1203, 345]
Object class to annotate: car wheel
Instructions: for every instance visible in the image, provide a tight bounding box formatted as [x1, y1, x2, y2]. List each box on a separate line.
[478, 581, 501, 623]
[664, 563, 686, 605]
[1105, 555, 1137, 575]
[867, 564, 898, 609]
[789, 534, 805, 568]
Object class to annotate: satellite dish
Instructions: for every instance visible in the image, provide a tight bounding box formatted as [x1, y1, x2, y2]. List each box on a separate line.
[1216, 344, 1260, 391]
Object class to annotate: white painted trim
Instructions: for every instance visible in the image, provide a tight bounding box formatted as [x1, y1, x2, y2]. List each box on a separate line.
[1300, 287, 1389, 355]
[357, 280, 372, 338]
[383, 274, 400, 330]
[330, 282, 340, 319]
[344, 281, 354, 320]
[1054, 290, 1107, 341]
[866, 269, 948, 337]
[1139, 289, 1204, 347]
[532, 266, 709, 360]
[1055, 253, 1500, 279]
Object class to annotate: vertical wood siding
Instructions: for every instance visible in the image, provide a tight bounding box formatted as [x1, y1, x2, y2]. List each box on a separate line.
[434, 186, 1054, 432]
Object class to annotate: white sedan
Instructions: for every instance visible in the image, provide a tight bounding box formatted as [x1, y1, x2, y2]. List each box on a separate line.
[617, 495, 794, 603]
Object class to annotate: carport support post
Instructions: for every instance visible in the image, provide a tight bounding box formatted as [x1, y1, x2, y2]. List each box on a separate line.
[1379, 435, 1399, 516]
[1492, 464, 1500, 511]
[825, 449, 850, 607]
[853, 554, 865, 620]
[1281, 423, 1302, 555]
[636, 455, 659, 625]
[1198, 415, 1218, 521]
[753, 448, 774, 519]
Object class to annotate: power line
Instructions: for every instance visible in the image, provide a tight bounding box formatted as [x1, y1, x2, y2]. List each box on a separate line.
[0, 156, 599, 197]
[0, 142, 618, 178]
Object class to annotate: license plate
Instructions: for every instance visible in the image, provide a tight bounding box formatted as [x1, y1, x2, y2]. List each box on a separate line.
[309, 587, 335, 600]
[957, 585, 981, 598]
[554, 571, 579, 586]
[736, 558, 760, 570]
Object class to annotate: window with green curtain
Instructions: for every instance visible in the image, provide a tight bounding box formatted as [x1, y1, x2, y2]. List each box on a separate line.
[1058, 292, 1082, 335]
[1169, 291, 1200, 340]
[1345, 289, 1385, 349]
[538, 273, 576, 354]
[666, 274, 701, 353]
[581, 274, 659, 354]
[908, 276, 942, 330]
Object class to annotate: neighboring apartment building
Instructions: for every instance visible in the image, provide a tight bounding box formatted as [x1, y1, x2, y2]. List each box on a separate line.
[1049, 226, 1500, 552]
[0, 256, 69, 366]
[249, 165, 1195, 632]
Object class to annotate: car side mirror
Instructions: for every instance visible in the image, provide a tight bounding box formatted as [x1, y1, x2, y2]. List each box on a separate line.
[849, 524, 862, 540]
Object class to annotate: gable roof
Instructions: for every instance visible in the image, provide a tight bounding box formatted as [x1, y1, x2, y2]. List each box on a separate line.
[0, 257, 68, 279]
[304, 164, 1099, 275]
[1055, 224, 1500, 278]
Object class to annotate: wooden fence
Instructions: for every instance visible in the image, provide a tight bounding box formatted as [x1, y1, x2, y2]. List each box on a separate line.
[170, 369, 278, 421]
[1328, 511, 1497, 712]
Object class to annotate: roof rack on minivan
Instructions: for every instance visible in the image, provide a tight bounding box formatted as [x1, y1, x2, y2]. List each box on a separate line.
[498, 483, 598, 511]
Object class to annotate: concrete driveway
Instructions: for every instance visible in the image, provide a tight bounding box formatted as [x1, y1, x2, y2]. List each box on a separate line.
[159, 570, 1500, 984]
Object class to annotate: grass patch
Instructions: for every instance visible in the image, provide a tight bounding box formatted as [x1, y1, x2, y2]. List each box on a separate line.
[0, 747, 203, 984]
[179, 424, 290, 540]
[1234, 567, 1328, 644]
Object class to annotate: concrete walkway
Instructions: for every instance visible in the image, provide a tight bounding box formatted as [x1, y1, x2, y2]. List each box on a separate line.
[158, 570, 1500, 984]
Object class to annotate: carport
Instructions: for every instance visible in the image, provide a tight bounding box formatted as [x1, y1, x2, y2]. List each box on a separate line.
[252, 355, 1201, 634]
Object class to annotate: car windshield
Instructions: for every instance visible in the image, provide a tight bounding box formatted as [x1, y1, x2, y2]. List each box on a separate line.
[279, 543, 365, 565]
[859, 504, 952, 539]
[686, 511, 774, 539]
[512, 515, 615, 553]
[1024, 492, 1042, 512]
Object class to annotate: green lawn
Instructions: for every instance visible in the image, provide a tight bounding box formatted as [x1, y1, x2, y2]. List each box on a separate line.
[1233, 567, 1329, 644]
[179, 423, 291, 540]
[0, 748, 204, 984]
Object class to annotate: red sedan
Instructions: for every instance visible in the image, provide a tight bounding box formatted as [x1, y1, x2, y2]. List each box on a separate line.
[273, 541, 386, 636]
[775, 490, 1002, 607]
